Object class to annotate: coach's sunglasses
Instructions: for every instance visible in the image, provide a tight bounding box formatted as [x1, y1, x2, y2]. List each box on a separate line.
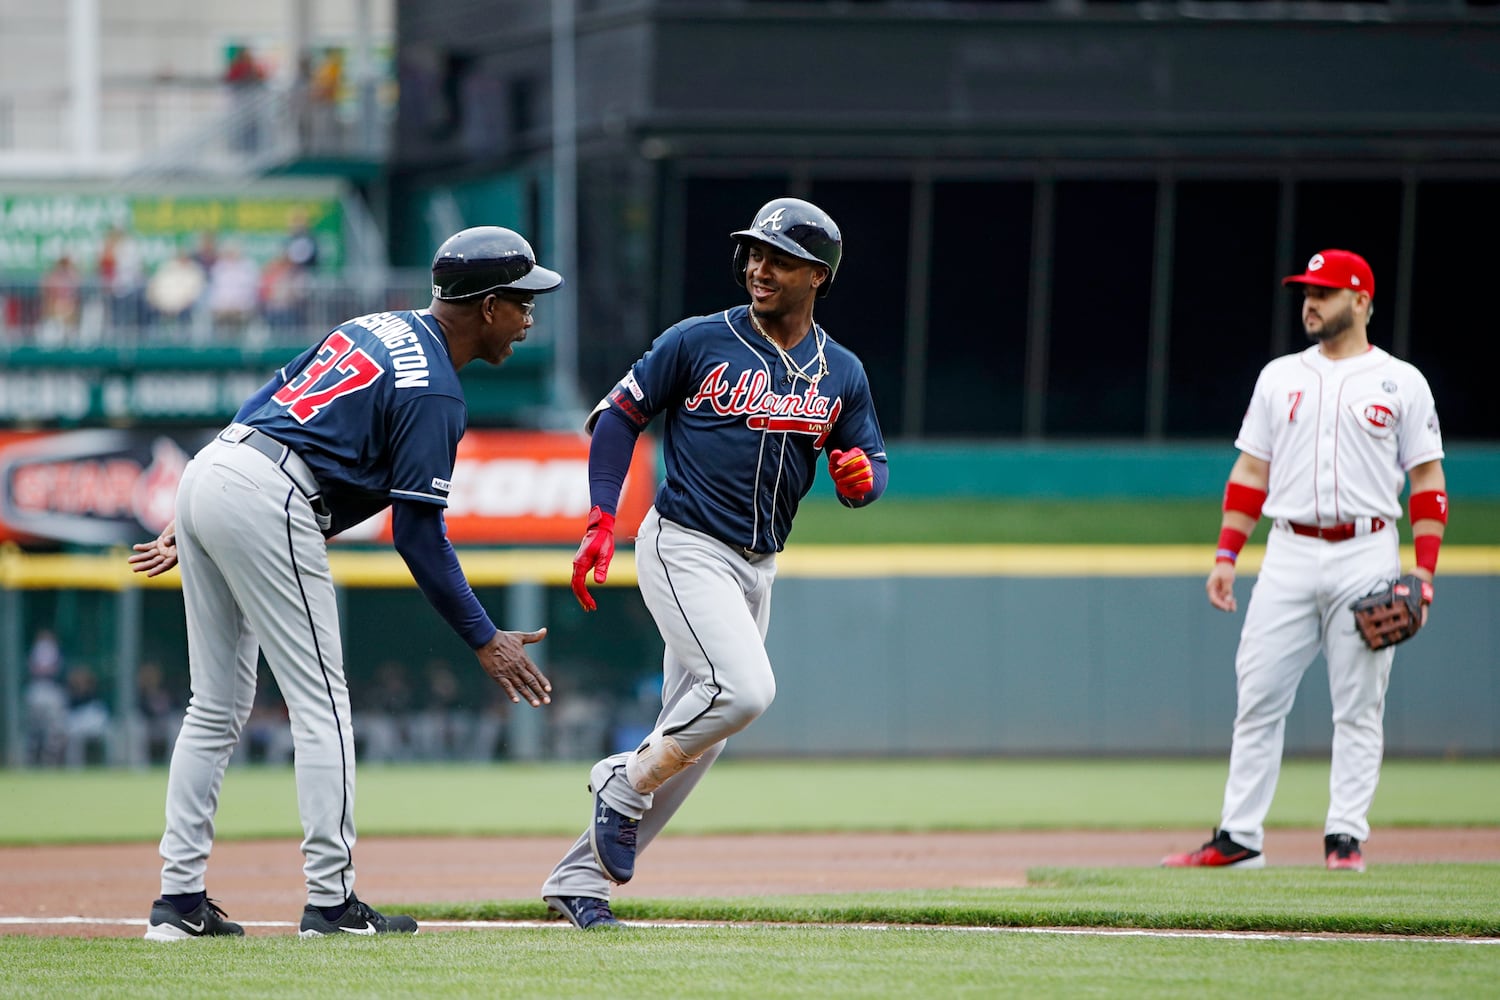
[500, 294, 535, 317]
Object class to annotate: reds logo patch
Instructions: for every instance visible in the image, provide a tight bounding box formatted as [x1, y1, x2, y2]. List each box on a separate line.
[1350, 397, 1398, 439]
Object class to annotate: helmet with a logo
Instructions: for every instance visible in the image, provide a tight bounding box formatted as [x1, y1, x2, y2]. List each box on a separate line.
[730, 198, 842, 298]
[431, 226, 563, 301]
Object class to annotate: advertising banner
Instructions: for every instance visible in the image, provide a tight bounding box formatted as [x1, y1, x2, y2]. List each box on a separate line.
[0, 192, 344, 278]
[0, 429, 655, 548]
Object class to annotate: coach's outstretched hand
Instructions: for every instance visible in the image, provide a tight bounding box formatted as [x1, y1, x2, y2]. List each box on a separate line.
[476, 627, 551, 706]
[571, 505, 616, 611]
[128, 520, 179, 577]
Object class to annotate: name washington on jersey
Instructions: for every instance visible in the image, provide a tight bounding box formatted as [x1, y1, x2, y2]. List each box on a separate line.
[354, 311, 431, 388]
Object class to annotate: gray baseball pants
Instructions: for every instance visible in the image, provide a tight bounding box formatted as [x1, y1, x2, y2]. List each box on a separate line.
[159, 436, 358, 907]
[542, 507, 777, 899]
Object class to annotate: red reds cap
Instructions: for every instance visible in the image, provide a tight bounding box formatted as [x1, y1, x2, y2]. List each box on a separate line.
[1282, 249, 1375, 297]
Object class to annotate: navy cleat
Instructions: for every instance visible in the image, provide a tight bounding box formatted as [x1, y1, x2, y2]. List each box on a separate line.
[144, 897, 244, 941]
[589, 786, 640, 884]
[298, 894, 418, 937]
[546, 895, 622, 929]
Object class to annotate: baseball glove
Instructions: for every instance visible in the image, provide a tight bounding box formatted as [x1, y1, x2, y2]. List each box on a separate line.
[1350, 574, 1432, 650]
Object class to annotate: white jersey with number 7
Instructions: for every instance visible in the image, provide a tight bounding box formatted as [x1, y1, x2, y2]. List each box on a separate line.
[1236, 345, 1444, 525]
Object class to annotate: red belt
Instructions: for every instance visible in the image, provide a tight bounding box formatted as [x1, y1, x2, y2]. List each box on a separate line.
[1287, 518, 1386, 542]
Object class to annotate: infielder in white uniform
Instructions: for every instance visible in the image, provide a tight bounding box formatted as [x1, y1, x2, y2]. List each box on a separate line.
[1163, 249, 1447, 872]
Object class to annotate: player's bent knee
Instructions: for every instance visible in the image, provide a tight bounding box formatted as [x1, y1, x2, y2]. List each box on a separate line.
[719, 681, 775, 732]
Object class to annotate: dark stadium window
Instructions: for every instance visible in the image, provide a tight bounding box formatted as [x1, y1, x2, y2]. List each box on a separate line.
[809, 179, 914, 435]
[1286, 179, 1402, 357]
[678, 176, 791, 323]
[508, 74, 537, 139]
[924, 180, 1032, 436]
[1044, 180, 1156, 437]
[1166, 180, 1281, 439]
[1409, 181, 1500, 439]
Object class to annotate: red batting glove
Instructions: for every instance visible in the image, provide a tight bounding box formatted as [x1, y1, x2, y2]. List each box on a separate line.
[828, 447, 874, 500]
[571, 505, 616, 611]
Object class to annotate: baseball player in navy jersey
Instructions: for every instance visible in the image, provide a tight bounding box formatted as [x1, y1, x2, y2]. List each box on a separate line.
[541, 197, 888, 929]
[1163, 249, 1447, 873]
[130, 227, 559, 939]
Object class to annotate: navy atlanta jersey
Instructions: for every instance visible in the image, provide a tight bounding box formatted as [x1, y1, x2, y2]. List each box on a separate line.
[600, 304, 887, 553]
[237, 309, 465, 536]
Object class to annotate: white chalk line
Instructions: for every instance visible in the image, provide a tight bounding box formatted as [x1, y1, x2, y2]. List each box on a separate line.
[1, 915, 1495, 945]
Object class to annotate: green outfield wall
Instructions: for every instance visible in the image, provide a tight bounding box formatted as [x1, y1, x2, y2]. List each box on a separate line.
[746, 572, 1499, 758]
[4, 546, 1496, 765]
[800, 442, 1500, 500]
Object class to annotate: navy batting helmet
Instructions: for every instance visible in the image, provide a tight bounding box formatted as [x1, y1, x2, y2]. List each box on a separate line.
[431, 226, 563, 301]
[731, 198, 842, 298]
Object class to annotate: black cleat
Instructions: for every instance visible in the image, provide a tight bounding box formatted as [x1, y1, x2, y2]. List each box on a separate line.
[144, 897, 245, 941]
[298, 894, 418, 937]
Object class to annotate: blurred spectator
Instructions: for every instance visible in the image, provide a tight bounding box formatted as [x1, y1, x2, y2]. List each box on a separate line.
[357, 659, 414, 763]
[549, 683, 609, 761]
[191, 231, 219, 276]
[64, 664, 112, 767]
[259, 251, 309, 333]
[98, 226, 147, 334]
[470, 690, 510, 762]
[23, 629, 69, 766]
[206, 242, 261, 337]
[285, 209, 320, 271]
[38, 254, 82, 346]
[408, 659, 466, 760]
[224, 43, 267, 152]
[308, 47, 344, 152]
[293, 51, 316, 150]
[146, 250, 207, 342]
[135, 660, 182, 765]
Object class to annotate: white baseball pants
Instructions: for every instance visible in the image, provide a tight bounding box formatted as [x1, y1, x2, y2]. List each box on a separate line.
[1220, 525, 1399, 850]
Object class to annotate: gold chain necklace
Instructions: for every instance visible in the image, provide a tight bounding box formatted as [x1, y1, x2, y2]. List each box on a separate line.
[749, 310, 828, 388]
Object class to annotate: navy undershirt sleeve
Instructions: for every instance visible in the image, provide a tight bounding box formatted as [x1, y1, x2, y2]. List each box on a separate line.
[838, 456, 889, 509]
[391, 501, 496, 649]
[589, 406, 642, 515]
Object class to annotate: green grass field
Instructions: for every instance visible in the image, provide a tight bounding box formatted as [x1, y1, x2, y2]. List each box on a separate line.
[6, 923, 1496, 1000]
[3, 759, 1498, 843]
[2, 760, 1498, 998]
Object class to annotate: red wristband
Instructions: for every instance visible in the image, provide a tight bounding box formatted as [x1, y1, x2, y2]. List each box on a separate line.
[1223, 482, 1267, 519]
[1216, 526, 1248, 565]
[1414, 534, 1441, 574]
[1409, 490, 1448, 525]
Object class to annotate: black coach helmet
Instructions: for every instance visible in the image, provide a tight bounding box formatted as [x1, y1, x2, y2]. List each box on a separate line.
[730, 197, 842, 298]
[431, 226, 563, 301]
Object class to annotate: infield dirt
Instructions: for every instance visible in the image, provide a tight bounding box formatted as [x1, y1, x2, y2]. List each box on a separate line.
[4, 827, 1497, 937]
